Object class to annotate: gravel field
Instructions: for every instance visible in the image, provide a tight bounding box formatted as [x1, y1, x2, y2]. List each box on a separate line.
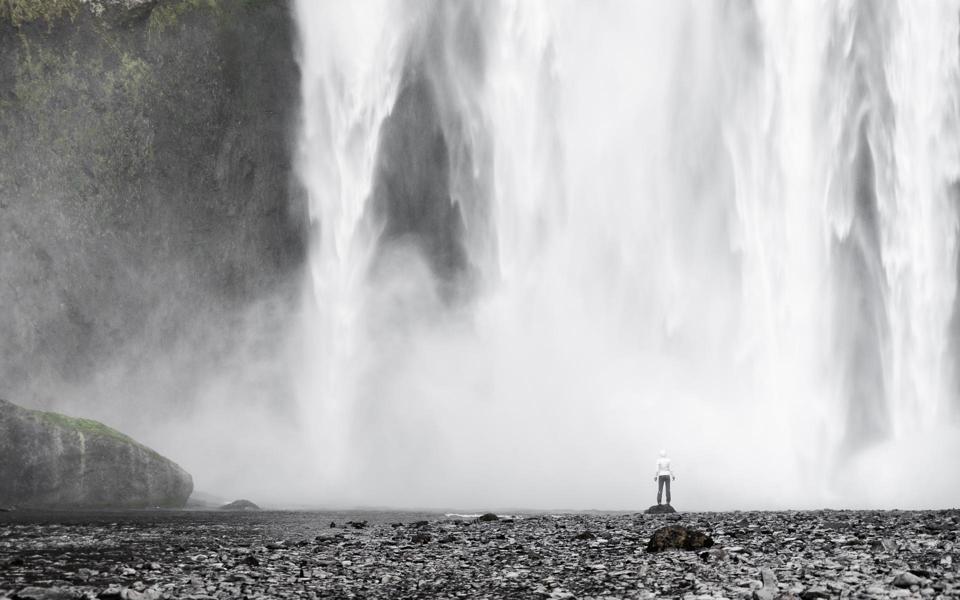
[0, 508, 957, 599]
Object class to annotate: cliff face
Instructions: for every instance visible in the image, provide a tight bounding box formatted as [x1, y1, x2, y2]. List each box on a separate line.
[0, 398, 193, 507]
[0, 0, 305, 404]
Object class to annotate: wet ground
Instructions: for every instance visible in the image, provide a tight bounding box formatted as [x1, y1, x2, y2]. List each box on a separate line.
[0, 508, 957, 599]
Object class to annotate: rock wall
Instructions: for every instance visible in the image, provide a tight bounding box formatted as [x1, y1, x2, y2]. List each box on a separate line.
[0, 0, 305, 405]
[0, 398, 193, 507]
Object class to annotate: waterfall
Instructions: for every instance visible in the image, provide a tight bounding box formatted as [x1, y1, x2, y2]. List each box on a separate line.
[293, 0, 960, 509]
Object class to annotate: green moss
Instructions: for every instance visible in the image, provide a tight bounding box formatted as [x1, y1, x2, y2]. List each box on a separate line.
[147, 0, 220, 37]
[34, 408, 165, 461]
[36, 410, 136, 444]
[0, 0, 82, 27]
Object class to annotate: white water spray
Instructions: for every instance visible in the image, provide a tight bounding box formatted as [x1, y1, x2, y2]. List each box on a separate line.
[293, 0, 960, 510]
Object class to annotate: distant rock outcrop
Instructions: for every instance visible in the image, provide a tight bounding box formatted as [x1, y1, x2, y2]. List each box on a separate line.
[0, 399, 192, 508]
[646, 525, 714, 552]
[220, 499, 261, 511]
[646, 504, 677, 514]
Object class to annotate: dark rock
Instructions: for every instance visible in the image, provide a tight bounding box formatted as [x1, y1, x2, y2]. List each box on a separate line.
[98, 585, 123, 600]
[412, 520, 429, 528]
[478, 513, 499, 522]
[799, 589, 830, 600]
[329, 521, 337, 528]
[645, 504, 677, 514]
[0, 399, 192, 508]
[574, 531, 596, 540]
[346, 520, 368, 529]
[219, 499, 260, 511]
[411, 532, 431, 544]
[243, 556, 260, 567]
[645, 525, 714, 552]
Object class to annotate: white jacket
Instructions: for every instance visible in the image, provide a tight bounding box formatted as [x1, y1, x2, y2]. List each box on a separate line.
[655, 457, 673, 477]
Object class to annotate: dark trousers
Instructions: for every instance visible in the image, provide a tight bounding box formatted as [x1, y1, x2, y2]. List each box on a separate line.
[657, 475, 671, 505]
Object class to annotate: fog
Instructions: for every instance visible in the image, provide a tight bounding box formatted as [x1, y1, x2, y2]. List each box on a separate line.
[280, 0, 960, 511]
[19, 1, 960, 511]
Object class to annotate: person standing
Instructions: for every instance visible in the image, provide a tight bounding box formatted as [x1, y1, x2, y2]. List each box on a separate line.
[654, 449, 676, 505]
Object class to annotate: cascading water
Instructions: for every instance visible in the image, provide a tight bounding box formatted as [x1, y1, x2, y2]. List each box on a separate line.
[293, 0, 960, 510]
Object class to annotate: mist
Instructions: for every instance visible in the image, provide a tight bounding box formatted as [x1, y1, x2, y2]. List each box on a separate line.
[287, 0, 960, 511]
[5, 0, 960, 512]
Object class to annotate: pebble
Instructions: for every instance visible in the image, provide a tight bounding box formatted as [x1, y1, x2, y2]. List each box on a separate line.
[0, 509, 956, 598]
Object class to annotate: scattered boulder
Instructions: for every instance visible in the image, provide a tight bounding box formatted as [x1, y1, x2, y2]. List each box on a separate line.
[892, 571, 924, 588]
[220, 499, 260, 511]
[698, 548, 728, 562]
[12, 587, 80, 600]
[347, 520, 368, 529]
[478, 513, 499, 522]
[411, 532, 431, 544]
[645, 525, 714, 552]
[645, 504, 677, 514]
[0, 399, 192, 508]
[574, 531, 597, 541]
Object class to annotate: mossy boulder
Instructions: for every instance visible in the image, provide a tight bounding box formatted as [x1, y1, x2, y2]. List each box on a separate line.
[0, 398, 192, 507]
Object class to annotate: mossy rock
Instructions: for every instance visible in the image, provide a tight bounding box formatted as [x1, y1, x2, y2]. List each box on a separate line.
[0, 398, 193, 508]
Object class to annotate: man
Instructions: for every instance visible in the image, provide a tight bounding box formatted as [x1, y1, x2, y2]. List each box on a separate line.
[654, 449, 676, 505]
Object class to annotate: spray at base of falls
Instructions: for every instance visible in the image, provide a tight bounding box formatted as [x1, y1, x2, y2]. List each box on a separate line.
[291, 0, 960, 510]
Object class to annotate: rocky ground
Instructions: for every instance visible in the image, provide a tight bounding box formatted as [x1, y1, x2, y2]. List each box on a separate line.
[0, 509, 956, 599]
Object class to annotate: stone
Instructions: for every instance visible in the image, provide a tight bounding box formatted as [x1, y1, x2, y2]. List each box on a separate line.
[219, 499, 260, 511]
[411, 532, 431, 544]
[645, 504, 677, 514]
[0, 399, 192, 509]
[645, 526, 714, 552]
[753, 567, 778, 600]
[12, 588, 79, 600]
[698, 548, 727, 562]
[1, 508, 956, 598]
[892, 571, 924, 588]
[478, 513, 499, 522]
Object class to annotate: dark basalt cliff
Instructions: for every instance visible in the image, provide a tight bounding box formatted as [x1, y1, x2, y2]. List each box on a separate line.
[0, 0, 306, 403]
[0, 398, 192, 508]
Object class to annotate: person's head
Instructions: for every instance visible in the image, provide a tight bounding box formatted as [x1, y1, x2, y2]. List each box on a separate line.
[659, 449, 667, 457]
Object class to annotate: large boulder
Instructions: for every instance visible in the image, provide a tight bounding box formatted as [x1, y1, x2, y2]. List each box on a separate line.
[0, 398, 192, 508]
[645, 525, 714, 553]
